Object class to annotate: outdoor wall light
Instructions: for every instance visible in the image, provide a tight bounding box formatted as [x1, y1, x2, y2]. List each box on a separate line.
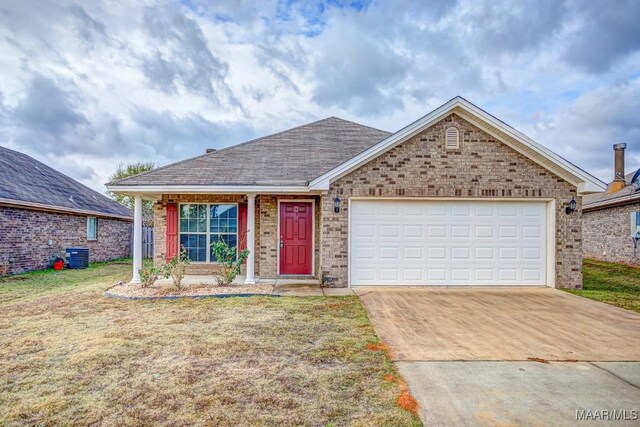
[565, 196, 577, 214]
[333, 196, 341, 213]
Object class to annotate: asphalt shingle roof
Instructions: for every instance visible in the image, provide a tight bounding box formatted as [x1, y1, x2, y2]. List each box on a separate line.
[583, 169, 640, 210]
[111, 117, 391, 186]
[0, 146, 132, 218]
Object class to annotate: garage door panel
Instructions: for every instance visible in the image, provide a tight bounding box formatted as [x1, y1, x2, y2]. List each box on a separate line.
[350, 200, 548, 287]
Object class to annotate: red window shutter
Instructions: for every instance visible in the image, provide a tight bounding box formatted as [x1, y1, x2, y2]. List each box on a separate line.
[238, 203, 247, 262]
[166, 203, 178, 261]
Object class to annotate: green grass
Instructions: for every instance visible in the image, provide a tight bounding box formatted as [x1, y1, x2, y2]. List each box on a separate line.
[563, 259, 640, 313]
[0, 261, 421, 426]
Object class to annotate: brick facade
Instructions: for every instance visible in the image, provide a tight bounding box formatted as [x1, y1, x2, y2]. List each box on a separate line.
[583, 203, 640, 264]
[153, 194, 321, 278]
[150, 113, 583, 288]
[320, 113, 582, 288]
[0, 206, 131, 275]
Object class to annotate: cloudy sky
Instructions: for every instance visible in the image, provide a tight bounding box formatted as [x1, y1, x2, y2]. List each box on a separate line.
[0, 0, 639, 192]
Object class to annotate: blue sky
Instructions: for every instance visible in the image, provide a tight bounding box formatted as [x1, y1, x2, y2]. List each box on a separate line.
[0, 0, 639, 191]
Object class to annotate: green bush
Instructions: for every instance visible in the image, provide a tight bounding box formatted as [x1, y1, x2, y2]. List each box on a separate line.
[165, 247, 191, 290]
[210, 239, 249, 286]
[138, 266, 169, 288]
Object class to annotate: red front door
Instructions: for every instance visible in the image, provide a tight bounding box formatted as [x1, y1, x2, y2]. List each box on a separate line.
[279, 202, 313, 275]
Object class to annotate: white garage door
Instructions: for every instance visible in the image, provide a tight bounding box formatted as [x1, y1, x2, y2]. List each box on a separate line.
[350, 200, 548, 287]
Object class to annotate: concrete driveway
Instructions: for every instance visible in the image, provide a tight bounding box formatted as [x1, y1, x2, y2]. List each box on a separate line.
[356, 288, 640, 426]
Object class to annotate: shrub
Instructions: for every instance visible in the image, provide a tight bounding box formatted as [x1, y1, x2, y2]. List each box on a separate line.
[210, 238, 249, 286]
[165, 247, 191, 290]
[138, 266, 168, 288]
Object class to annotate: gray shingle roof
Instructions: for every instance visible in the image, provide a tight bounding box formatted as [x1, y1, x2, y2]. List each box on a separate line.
[111, 117, 391, 186]
[0, 146, 132, 218]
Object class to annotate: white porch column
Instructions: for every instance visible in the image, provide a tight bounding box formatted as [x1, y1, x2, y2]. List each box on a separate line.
[131, 195, 143, 283]
[245, 193, 256, 284]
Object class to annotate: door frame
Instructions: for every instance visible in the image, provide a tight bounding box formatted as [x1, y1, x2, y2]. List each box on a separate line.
[277, 199, 315, 276]
[347, 197, 556, 288]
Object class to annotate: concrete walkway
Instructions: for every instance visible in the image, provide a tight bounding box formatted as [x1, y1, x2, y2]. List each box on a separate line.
[356, 287, 640, 426]
[397, 361, 640, 426]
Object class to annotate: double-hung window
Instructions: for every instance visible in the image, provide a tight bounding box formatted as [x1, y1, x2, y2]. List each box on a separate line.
[87, 217, 97, 240]
[179, 203, 238, 262]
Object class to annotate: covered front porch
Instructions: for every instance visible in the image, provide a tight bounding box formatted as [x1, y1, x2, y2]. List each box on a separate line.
[129, 191, 325, 285]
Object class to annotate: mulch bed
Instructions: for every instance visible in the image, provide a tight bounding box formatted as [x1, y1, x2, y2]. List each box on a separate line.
[105, 282, 275, 300]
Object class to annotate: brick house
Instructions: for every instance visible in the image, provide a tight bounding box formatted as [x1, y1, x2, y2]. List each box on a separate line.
[0, 146, 132, 275]
[108, 97, 604, 288]
[583, 143, 640, 264]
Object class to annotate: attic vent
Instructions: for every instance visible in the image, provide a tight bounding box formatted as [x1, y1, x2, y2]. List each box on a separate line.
[445, 127, 460, 150]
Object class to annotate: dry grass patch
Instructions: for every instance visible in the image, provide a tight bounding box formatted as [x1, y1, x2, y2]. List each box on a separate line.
[107, 281, 274, 298]
[0, 261, 421, 426]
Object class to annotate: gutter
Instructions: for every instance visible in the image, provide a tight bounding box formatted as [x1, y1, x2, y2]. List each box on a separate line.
[106, 184, 320, 195]
[583, 195, 640, 213]
[0, 198, 133, 221]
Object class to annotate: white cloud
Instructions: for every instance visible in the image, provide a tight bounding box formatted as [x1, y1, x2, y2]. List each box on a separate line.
[0, 0, 638, 192]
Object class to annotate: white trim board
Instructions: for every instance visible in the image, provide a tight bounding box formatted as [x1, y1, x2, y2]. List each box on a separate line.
[106, 185, 317, 196]
[310, 96, 605, 195]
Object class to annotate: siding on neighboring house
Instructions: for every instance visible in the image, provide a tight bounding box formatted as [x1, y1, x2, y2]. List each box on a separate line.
[583, 202, 640, 264]
[0, 206, 131, 275]
[320, 113, 582, 288]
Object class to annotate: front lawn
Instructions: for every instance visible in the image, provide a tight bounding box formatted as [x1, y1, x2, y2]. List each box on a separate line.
[0, 262, 420, 426]
[564, 259, 640, 313]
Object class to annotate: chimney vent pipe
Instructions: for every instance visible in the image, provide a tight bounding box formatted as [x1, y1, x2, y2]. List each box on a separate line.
[611, 143, 627, 192]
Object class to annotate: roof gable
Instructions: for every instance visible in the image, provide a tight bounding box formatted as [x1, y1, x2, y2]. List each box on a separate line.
[0, 146, 132, 218]
[309, 97, 606, 195]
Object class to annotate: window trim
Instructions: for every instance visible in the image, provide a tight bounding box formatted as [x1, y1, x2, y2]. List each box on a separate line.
[87, 216, 97, 241]
[178, 202, 239, 263]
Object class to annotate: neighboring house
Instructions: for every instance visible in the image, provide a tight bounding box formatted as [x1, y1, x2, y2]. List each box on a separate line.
[0, 146, 132, 275]
[108, 97, 605, 289]
[583, 144, 640, 264]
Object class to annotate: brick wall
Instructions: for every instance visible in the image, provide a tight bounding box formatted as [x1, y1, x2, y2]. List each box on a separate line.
[321, 113, 582, 288]
[258, 195, 277, 278]
[0, 206, 131, 275]
[583, 202, 640, 264]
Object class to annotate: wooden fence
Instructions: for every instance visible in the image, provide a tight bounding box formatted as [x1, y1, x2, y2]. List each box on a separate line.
[131, 227, 154, 259]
